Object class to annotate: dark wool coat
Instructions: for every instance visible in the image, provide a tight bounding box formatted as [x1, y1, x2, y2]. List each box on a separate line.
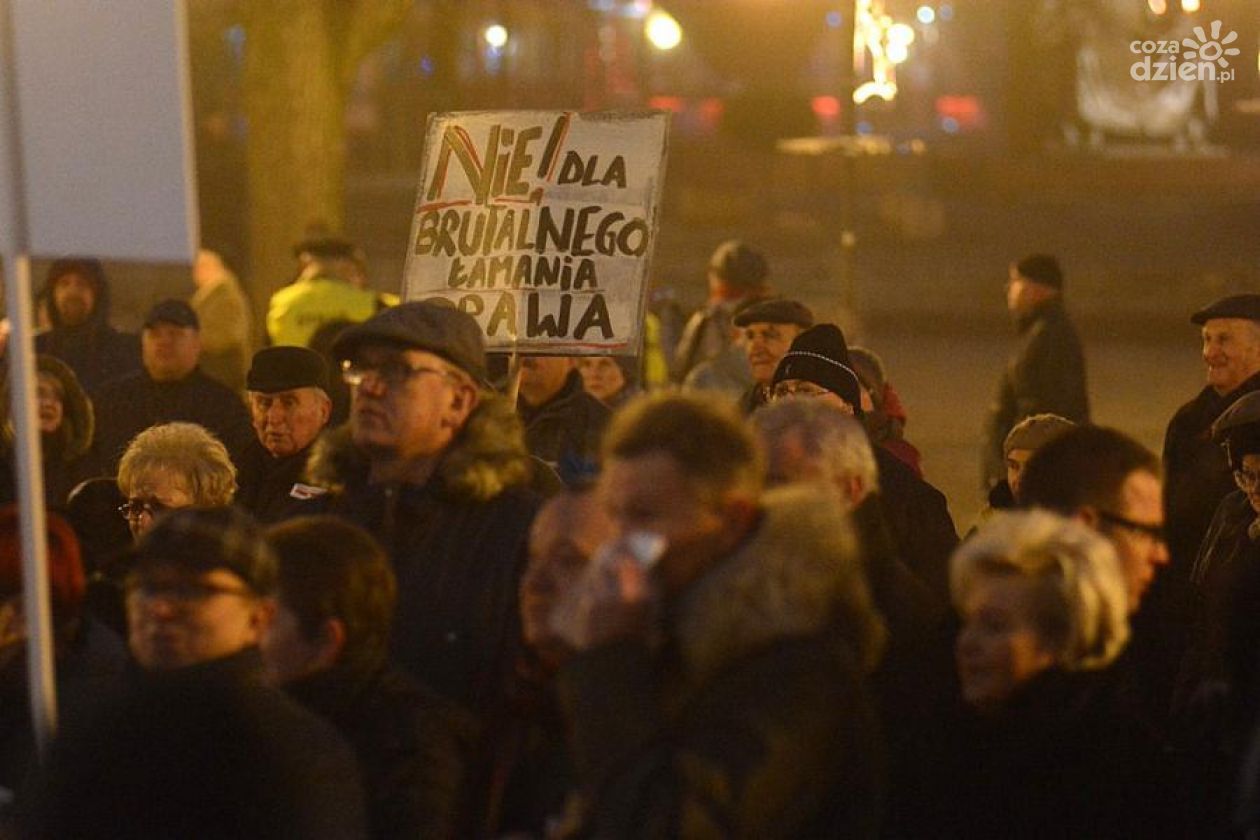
[23, 648, 366, 839]
[558, 486, 887, 838]
[873, 446, 959, 601]
[1164, 372, 1260, 577]
[303, 395, 543, 720]
[517, 369, 610, 470]
[286, 664, 474, 840]
[983, 299, 1090, 486]
[93, 367, 255, 469]
[34, 268, 140, 398]
[234, 438, 321, 524]
[893, 667, 1171, 840]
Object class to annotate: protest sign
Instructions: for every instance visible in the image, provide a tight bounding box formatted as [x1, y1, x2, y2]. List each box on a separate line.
[404, 110, 669, 355]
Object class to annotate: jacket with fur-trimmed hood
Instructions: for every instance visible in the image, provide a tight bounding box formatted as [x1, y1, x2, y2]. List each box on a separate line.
[558, 484, 888, 839]
[0, 355, 102, 508]
[34, 258, 141, 397]
[302, 393, 545, 720]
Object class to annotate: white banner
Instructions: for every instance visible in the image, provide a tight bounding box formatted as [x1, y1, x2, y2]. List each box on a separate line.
[404, 110, 670, 356]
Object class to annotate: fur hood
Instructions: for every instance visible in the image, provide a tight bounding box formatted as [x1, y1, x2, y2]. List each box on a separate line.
[673, 483, 886, 685]
[2, 355, 94, 461]
[305, 392, 535, 503]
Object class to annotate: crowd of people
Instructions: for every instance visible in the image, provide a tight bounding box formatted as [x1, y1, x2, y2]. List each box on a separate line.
[0, 239, 1258, 838]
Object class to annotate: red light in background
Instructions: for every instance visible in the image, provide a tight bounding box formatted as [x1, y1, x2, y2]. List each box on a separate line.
[935, 95, 986, 130]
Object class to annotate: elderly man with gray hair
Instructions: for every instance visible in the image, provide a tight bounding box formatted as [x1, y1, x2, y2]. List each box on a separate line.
[752, 397, 951, 795]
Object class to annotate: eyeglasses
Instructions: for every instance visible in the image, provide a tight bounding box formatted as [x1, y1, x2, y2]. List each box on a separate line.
[125, 576, 254, 604]
[1235, 468, 1260, 492]
[771, 382, 833, 400]
[118, 497, 170, 522]
[341, 358, 453, 389]
[1097, 510, 1166, 544]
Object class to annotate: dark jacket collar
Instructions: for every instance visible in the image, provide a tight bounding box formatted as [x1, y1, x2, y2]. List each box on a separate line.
[134, 646, 266, 690]
[518, 369, 586, 424]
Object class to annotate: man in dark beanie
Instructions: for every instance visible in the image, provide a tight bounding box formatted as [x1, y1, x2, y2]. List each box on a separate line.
[23, 507, 365, 838]
[672, 239, 771, 383]
[235, 346, 334, 523]
[34, 257, 141, 396]
[982, 253, 1090, 491]
[770, 323, 959, 597]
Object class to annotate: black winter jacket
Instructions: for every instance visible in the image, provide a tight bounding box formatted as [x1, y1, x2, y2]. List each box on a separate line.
[93, 368, 255, 469]
[983, 299, 1090, 486]
[23, 647, 366, 839]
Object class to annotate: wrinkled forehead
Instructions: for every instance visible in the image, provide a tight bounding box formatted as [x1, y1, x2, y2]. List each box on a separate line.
[1203, 318, 1260, 341]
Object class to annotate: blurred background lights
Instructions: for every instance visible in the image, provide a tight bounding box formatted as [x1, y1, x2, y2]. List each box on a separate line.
[916, 5, 936, 25]
[1147, 0, 1168, 13]
[645, 9, 682, 51]
[483, 23, 508, 49]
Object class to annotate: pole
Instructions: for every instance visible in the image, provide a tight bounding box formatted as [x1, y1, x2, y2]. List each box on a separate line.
[0, 0, 58, 760]
[837, 0, 858, 311]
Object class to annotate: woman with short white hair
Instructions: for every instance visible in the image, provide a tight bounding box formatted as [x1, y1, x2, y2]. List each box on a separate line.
[116, 422, 236, 538]
[894, 510, 1170, 838]
[952, 509, 1129, 709]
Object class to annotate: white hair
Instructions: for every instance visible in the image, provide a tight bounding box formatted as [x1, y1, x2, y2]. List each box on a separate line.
[951, 509, 1130, 671]
[751, 397, 879, 495]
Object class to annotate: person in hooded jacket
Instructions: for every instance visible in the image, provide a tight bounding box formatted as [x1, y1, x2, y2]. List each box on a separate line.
[33, 258, 141, 397]
[0, 355, 101, 509]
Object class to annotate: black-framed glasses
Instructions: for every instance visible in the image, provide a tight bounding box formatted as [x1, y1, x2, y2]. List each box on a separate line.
[118, 497, 170, 522]
[1235, 468, 1260, 492]
[1097, 510, 1166, 543]
[340, 358, 453, 389]
[125, 576, 253, 604]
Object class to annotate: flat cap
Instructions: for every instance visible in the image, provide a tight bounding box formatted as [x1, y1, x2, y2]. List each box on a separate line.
[1014, 254, 1063, 290]
[332, 300, 487, 382]
[143, 299, 198, 330]
[247, 346, 330, 393]
[1192, 294, 1260, 326]
[133, 507, 278, 595]
[732, 297, 814, 329]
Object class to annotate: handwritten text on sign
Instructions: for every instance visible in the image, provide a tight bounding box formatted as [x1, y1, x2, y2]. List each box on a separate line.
[404, 111, 669, 354]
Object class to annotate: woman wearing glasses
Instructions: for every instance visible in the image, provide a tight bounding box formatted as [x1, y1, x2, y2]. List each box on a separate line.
[116, 422, 237, 539]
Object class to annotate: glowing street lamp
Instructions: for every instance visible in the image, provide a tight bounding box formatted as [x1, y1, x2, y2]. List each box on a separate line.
[483, 24, 509, 49]
[645, 9, 682, 51]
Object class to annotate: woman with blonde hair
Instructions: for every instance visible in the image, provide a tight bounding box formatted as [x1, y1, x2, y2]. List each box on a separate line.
[116, 422, 236, 538]
[895, 510, 1170, 838]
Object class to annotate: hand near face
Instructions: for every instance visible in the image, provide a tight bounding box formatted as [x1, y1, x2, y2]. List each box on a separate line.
[549, 535, 661, 651]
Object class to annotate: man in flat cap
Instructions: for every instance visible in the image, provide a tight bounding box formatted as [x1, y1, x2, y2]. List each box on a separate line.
[982, 253, 1090, 491]
[1155, 294, 1260, 701]
[304, 300, 543, 727]
[731, 297, 814, 414]
[235, 347, 333, 523]
[266, 235, 384, 347]
[26, 507, 365, 839]
[672, 240, 771, 383]
[94, 299, 254, 470]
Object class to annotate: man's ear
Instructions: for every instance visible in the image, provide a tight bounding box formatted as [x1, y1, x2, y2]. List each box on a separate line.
[444, 381, 480, 429]
[317, 394, 333, 426]
[250, 597, 278, 638]
[313, 618, 346, 671]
